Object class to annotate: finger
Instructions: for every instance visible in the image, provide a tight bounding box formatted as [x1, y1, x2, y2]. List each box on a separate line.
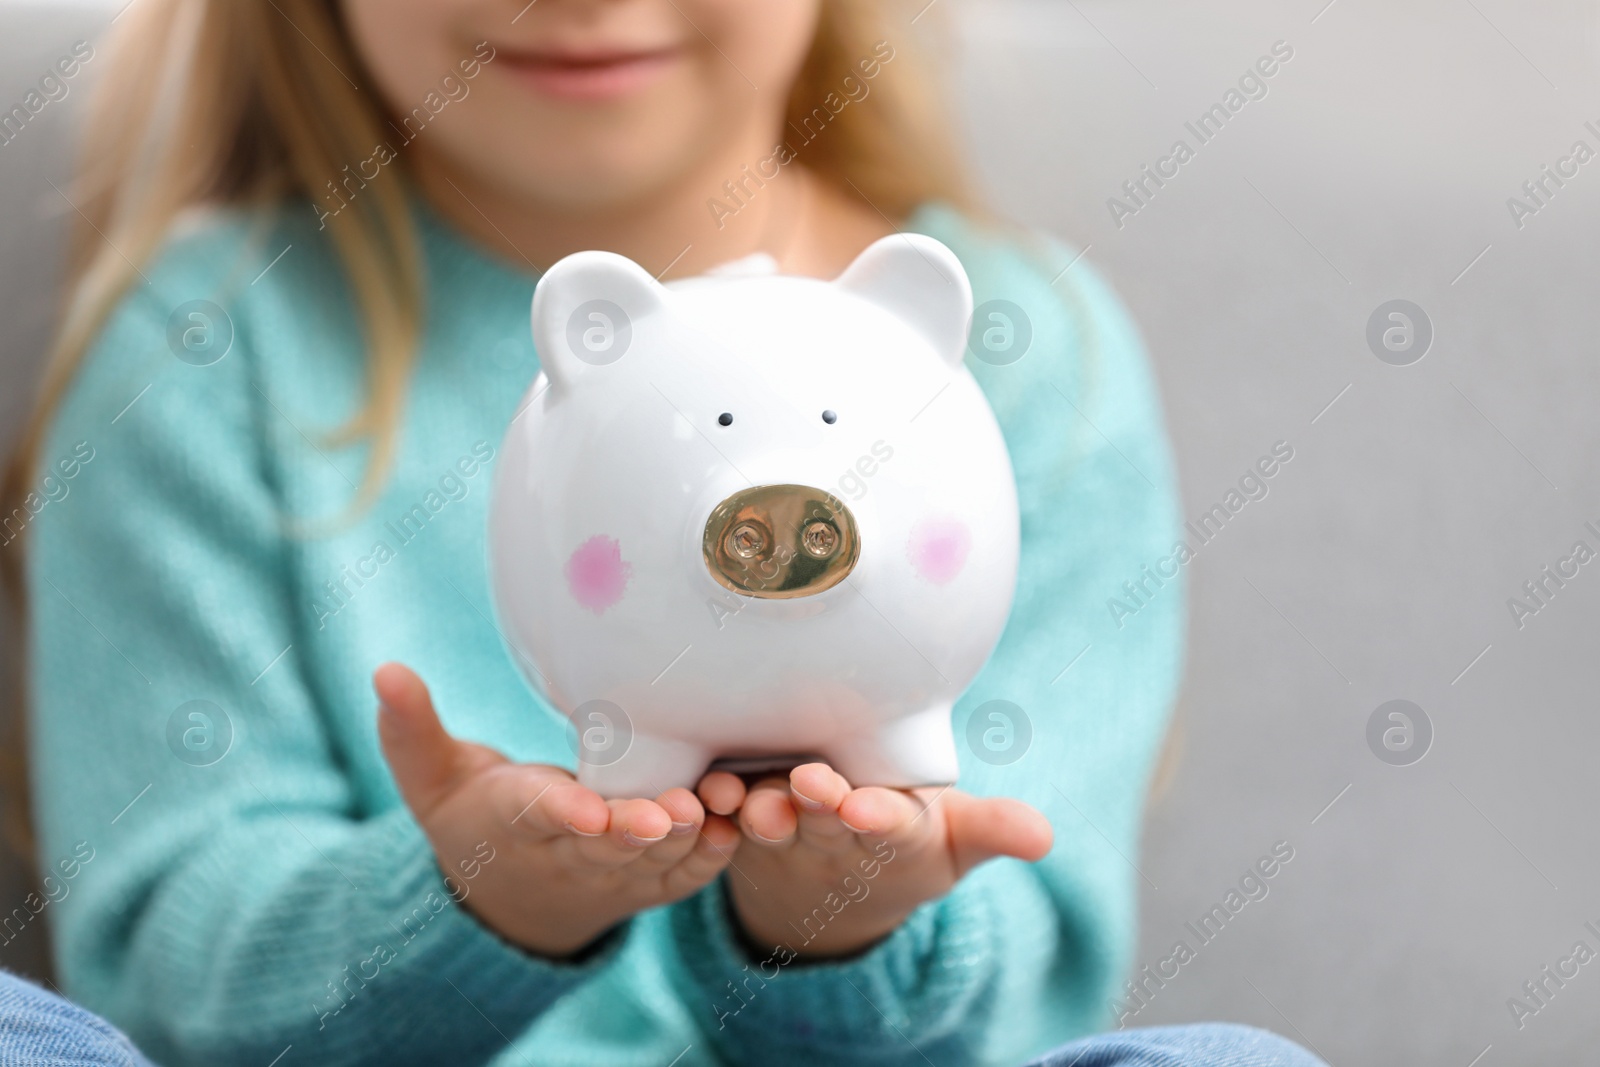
[739, 776, 798, 846]
[663, 814, 742, 897]
[374, 662, 492, 820]
[837, 786, 927, 846]
[697, 770, 746, 816]
[945, 794, 1054, 874]
[788, 763, 855, 849]
[654, 786, 706, 832]
[492, 772, 609, 840]
[569, 798, 673, 866]
[634, 787, 706, 870]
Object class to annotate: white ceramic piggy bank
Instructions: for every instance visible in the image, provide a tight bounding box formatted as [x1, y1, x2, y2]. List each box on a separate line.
[489, 234, 1020, 798]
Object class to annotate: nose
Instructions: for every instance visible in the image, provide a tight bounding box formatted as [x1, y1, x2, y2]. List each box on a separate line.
[703, 484, 859, 598]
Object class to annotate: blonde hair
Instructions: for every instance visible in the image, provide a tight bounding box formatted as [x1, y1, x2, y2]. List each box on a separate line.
[0, 0, 979, 860]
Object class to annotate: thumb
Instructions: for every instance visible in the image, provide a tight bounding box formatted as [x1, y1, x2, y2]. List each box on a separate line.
[374, 662, 479, 820]
[944, 793, 1054, 876]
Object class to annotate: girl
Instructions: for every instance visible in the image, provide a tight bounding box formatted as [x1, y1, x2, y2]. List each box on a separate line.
[6, 1, 1323, 1065]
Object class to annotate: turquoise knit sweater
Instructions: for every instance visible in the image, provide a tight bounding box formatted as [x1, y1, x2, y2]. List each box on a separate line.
[25, 196, 1184, 1067]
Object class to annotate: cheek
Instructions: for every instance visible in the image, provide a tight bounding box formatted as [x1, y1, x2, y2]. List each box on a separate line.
[339, 0, 459, 115]
[906, 517, 971, 585]
[565, 535, 633, 614]
[693, 0, 821, 87]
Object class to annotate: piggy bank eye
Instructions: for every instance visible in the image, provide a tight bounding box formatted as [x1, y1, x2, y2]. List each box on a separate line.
[821, 410, 837, 424]
[717, 412, 733, 427]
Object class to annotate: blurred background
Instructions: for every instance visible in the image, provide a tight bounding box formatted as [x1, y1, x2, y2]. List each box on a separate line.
[4, 1, 1599, 1063]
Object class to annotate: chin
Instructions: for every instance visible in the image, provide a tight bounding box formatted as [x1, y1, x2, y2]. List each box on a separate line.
[503, 145, 707, 211]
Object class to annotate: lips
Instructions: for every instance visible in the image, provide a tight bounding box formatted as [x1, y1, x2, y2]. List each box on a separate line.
[497, 45, 682, 102]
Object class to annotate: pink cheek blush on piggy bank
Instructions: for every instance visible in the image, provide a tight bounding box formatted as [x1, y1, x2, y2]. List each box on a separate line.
[488, 234, 1020, 799]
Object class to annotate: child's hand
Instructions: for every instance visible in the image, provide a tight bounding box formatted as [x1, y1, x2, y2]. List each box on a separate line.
[699, 763, 1052, 959]
[373, 663, 741, 958]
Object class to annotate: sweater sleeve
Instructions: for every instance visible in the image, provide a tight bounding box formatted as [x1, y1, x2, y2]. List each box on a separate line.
[662, 238, 1186, 1066]
[25, 278, 620, 1067]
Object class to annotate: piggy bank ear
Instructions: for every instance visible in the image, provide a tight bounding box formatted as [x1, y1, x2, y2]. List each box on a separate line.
[832, 234, 973, 368]
[532, 251, 668, 390]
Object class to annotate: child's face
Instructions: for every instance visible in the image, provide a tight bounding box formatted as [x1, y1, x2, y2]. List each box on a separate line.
[340, 0, 822, 209]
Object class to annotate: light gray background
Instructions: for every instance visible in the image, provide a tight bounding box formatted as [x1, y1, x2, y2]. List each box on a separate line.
[3, 2, 1599, 1064]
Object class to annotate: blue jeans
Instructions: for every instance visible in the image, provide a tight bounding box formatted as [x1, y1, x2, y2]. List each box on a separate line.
[1025, 1023, 1327, 1066]
[0, 971, 150, 1067]
[1, 970, 1323, 1066]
